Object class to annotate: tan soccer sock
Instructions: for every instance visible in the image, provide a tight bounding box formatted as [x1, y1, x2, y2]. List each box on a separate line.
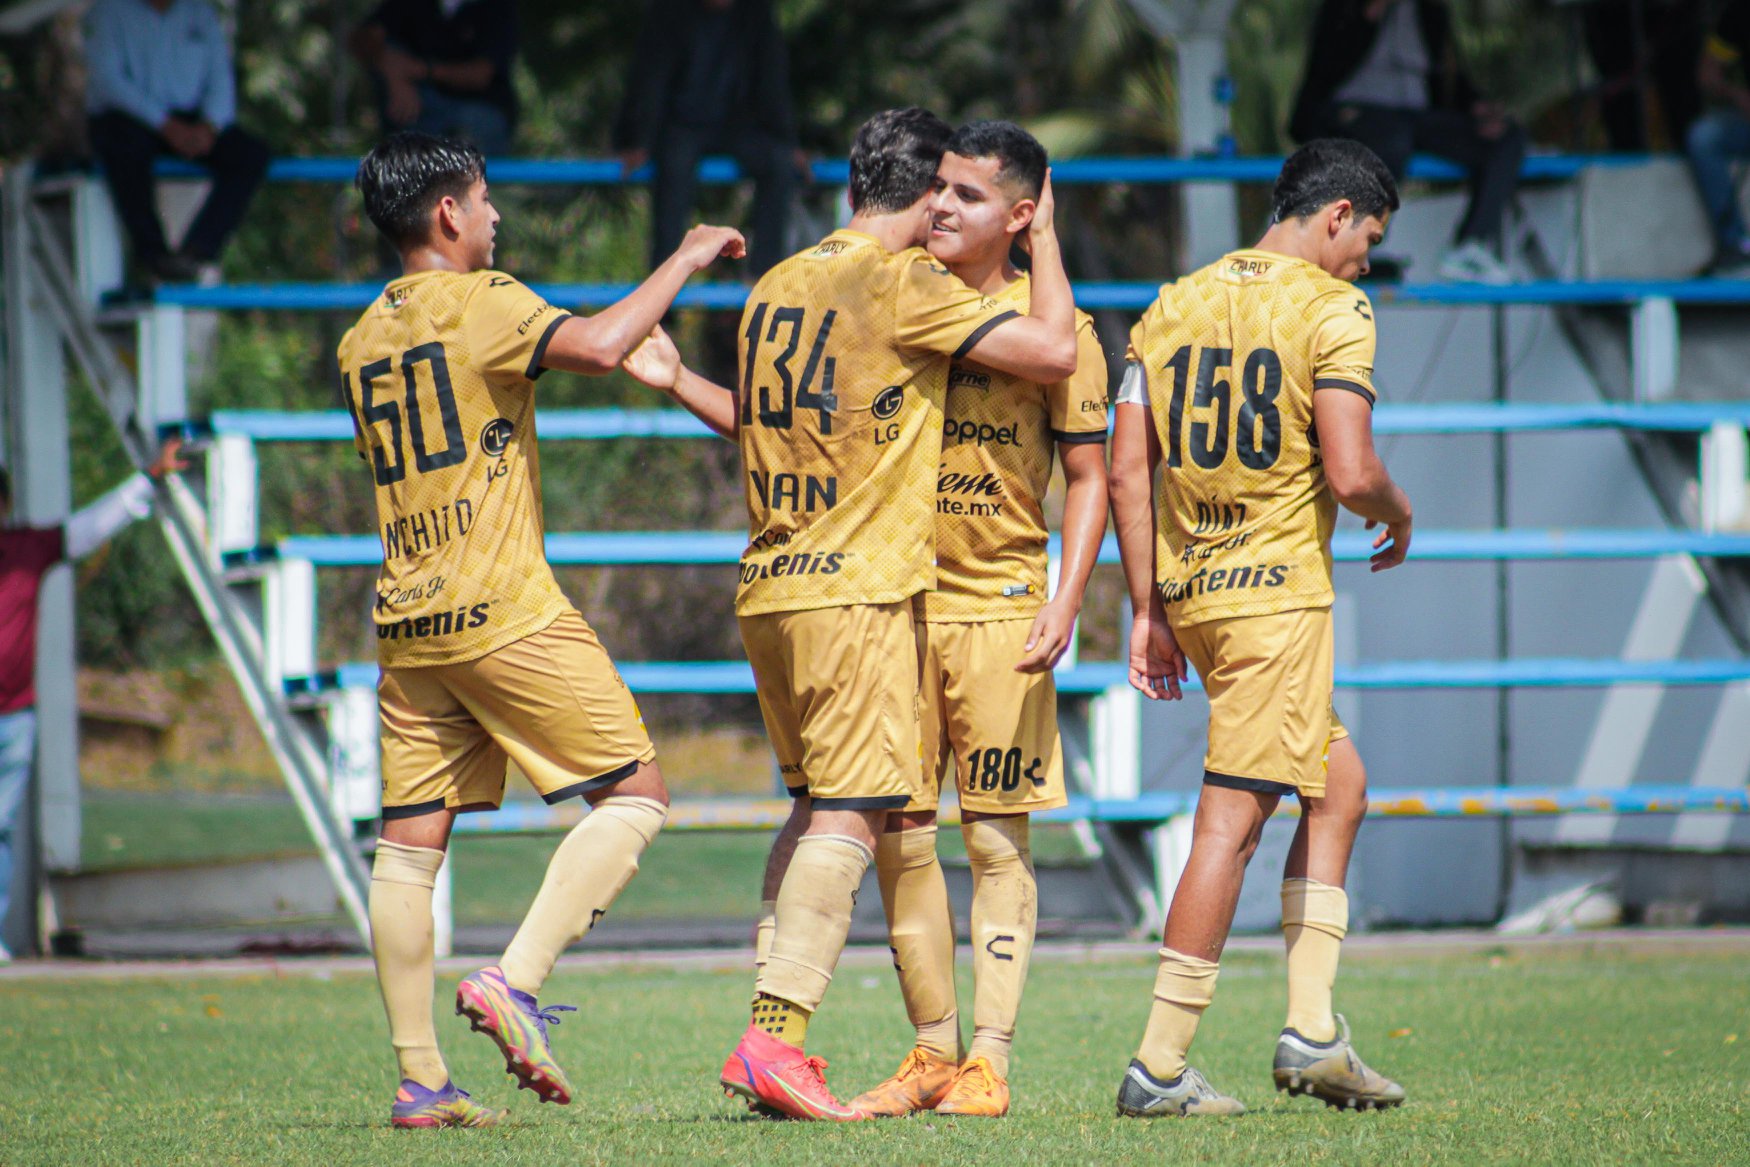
[876, 825, 961, 1062]
[753, 898, 778, 969]
[753, 833, 874, 1045]
[369, 840, 449, 1089]
[963, 816, 1036, 1079]
[1134, 948, 1220, 1081]
[1281, 877, 1348, 1043]
[499, 796, 668, 994]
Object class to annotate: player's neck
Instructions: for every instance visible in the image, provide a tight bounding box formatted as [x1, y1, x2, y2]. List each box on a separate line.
[1252, 222, 1323, 268]
[846, 210, 927, 254]
[947, 250, 1021, 296]
[397, 244, 476, 277]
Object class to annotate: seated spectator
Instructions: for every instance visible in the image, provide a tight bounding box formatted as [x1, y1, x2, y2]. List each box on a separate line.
[614, 0, 802, 276]
[1687, 2, 1750, 276]
[350, 0, 518, 156]
[0, 440, 184, 963]
[84, 0, 271, 285]
[1290, 0, 1526, 284]
[1581, 0, 1702, 152]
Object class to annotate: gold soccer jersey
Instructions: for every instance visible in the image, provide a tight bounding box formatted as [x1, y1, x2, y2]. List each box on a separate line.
[922, 274, 1109, 623]
[1123, 249, 1377, 627]
[337, 269, 573, 667]
[734, 230, 1024, 617]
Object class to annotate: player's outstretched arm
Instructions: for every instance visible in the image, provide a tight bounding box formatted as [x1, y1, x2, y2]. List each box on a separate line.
[1313, 387, 1413, 571]
[621, 326, 739, 440]
[1016, 439, 1107, 674]
[542, 224, 747, 375]
[959, 172, 1078, 384]
[1109, 399, 1185, 699]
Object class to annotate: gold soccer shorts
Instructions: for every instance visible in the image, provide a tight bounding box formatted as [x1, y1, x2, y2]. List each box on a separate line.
[1173, 606, 1348, 800]
[377, 609, 655, 819]
[908, 618, 1068, 816]
[738, 600, 923, 810]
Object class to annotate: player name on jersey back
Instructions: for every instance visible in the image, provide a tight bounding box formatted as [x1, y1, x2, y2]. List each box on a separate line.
[1126, 249, 1379, 626]
[337, 269, 574, 667]
[921, 273, 1109, 623]
[734, 230, 1023, 617]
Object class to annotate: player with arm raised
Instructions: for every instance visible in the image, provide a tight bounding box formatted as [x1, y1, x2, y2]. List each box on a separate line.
[339, 131, 743, 1129]
[843, 120, 1109, 1121]
[626, 106, 1077, 1121]
[1107, 138, 1410, 1119]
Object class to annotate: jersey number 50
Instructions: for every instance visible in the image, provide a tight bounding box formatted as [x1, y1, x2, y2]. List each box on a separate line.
[1159, 343, 1283, 471]
[741, 303, 839, 432]
[343, 342, 466, 486]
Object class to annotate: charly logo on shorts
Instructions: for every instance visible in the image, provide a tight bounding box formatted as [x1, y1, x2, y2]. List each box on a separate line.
[480, 418, 514, 457]
[873, 385, 905, 420]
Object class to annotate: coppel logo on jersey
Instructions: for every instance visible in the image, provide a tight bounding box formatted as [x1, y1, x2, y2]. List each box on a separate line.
[873, 385, 905, 446]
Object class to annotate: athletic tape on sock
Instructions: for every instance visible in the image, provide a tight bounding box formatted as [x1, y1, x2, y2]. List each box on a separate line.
[756, 833, 873, 1014]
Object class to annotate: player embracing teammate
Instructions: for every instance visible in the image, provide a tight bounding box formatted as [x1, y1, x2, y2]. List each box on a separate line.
[626, 107, 1079, 1120]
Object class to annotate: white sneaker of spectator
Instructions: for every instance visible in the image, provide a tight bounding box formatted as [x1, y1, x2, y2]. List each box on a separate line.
[1438, 240, 1512, 286]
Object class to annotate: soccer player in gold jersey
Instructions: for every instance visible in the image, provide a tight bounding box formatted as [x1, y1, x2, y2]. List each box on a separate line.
[339, 132, 744, 1129]
[845, 121, 1109, 1120]
[1108, 139, 1411, 1117]
[622, 107, 1079, 1120]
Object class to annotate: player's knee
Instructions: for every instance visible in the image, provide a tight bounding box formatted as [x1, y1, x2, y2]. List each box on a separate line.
[592, 758, 669, 808]
[961, 814, 1031, 875]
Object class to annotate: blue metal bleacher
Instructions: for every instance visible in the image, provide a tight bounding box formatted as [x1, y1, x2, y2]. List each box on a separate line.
[157, 151, 1658, 189]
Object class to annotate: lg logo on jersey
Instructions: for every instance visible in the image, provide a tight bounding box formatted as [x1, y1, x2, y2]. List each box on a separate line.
[480, 418, 514, 457]
[873, 385, 905, 445]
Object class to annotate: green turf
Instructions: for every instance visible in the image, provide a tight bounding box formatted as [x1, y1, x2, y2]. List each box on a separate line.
[2, 944, 1743, 1165]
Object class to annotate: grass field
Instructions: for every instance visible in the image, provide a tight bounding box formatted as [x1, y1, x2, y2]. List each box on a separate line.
[2, 942, 1745, 1165]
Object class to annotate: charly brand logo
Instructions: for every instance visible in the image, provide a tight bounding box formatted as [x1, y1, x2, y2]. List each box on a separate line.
[384, 286, 410, 309]
[873, 385, 905, 420]
[480, 418, 514, 457]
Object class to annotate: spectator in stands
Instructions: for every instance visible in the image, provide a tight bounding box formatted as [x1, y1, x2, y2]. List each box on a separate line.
[1581, 0, 1703, 152]
[84, 0, 271, 285]
[0, 440, 184, 963]
[1290, 0, 1526, 285]
[1686, 3, 1750, 276]
[350, 1, 519, 156]
[614, 0, 802, 276]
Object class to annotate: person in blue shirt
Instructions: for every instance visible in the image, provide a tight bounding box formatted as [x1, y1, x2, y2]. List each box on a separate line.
[84, 0, 270, 285]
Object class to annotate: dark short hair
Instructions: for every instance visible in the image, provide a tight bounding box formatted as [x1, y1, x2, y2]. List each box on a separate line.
[1271, 139, 1400, 224]
[945, 120, 1048, 201]
[847, 107, 953, 214]
[355, 131, 487, 249]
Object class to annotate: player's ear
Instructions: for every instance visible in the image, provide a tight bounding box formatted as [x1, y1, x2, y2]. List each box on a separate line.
[1007, 197, 1036, 237]
[434, 195, 461, 241]
[1327, 199, 1354, 239]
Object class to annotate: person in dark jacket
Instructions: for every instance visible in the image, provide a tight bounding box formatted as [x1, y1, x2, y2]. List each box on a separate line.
[614, 0, 801, 276]
[1290, 0, 1525, 284]
[350, 0, 519, 155]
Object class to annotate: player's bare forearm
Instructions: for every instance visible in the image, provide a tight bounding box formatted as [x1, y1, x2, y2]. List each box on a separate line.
[544, 226, 745, 375]
[1108, 403, 1161, 614]
[961, 189, 1076, 380]
[669, 366, 739, 440]
[1053, 439, 1108, 613]
[1313, 387, 1411, 526]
